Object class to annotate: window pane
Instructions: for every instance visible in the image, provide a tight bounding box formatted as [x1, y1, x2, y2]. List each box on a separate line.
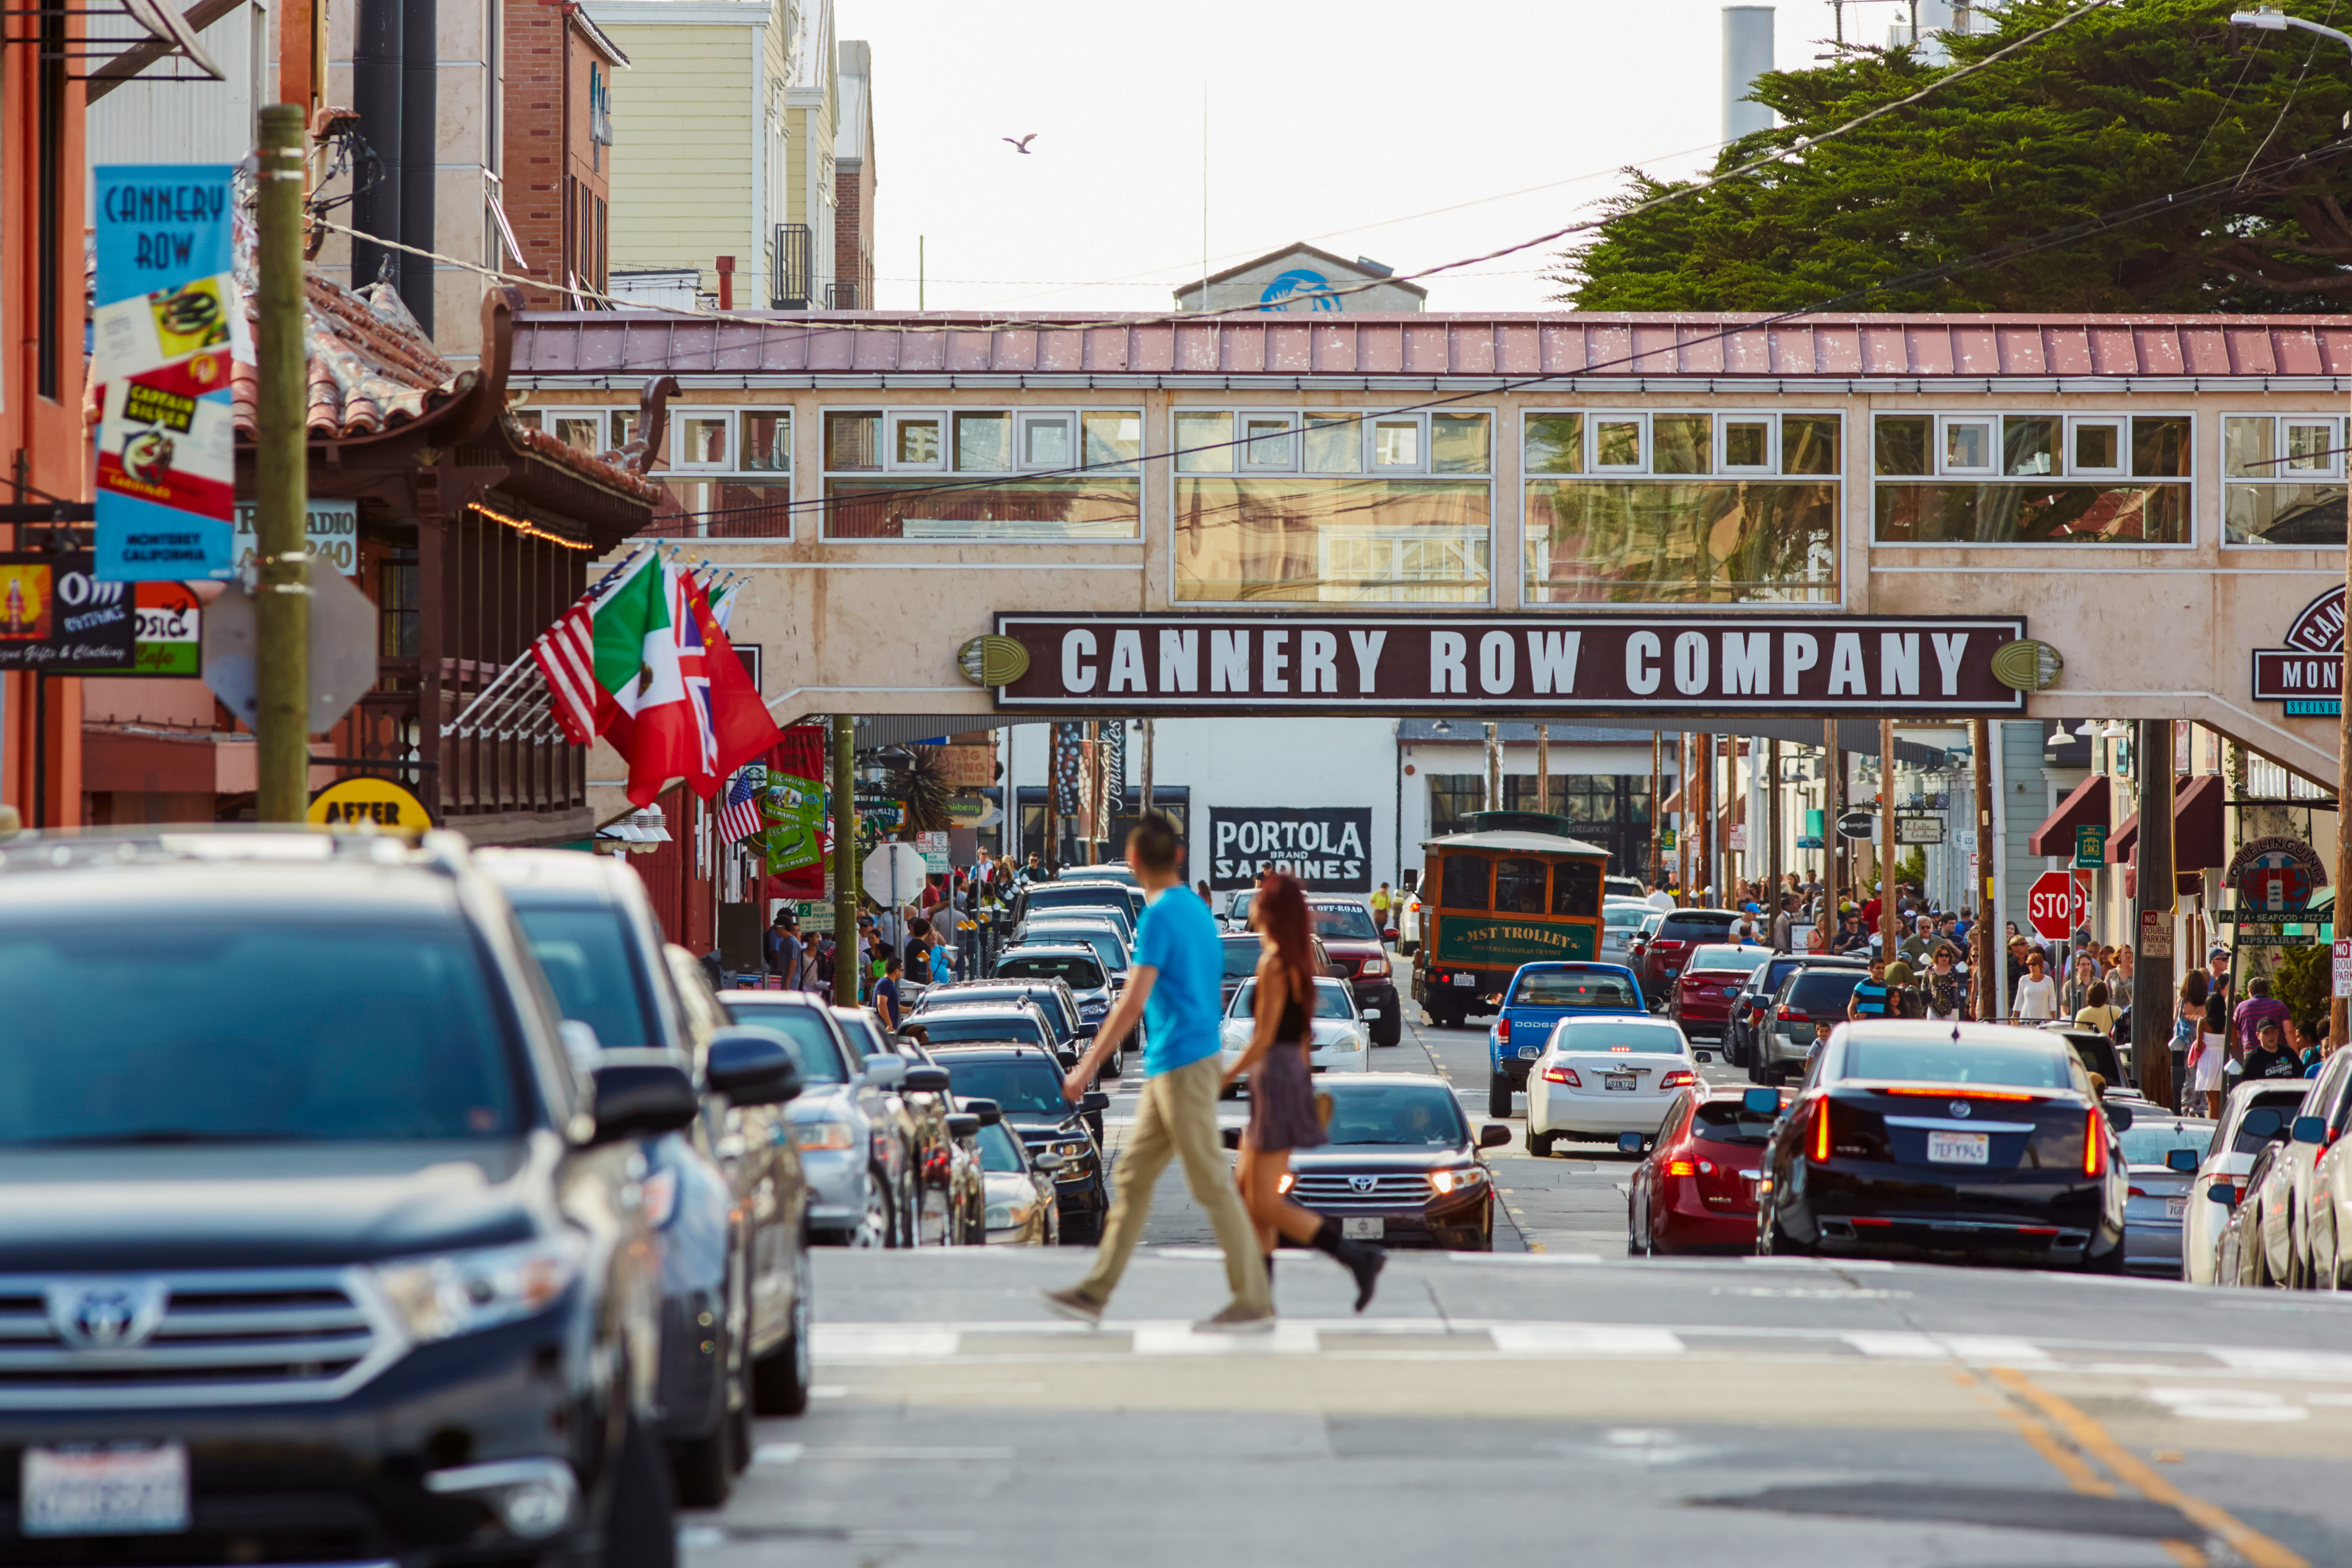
[2134, 416, 2191, 478]
[706, 482, 792, 536]
[1494, 857, 1547, 915]
[1723, 420, 1769, 469]
[1082, 411, 1140, 471]
[512, 408, 544, 432]
[1427, 775, 1485, 838]
[739, 412, 789, 472]
[1784, 415, 1840, 475]
[1304, 414, 1362, 473]
[1243, 417, 1295, 468]
[2285, 421, 2335, 474]
[824, 411, 880, 470]
[895, 417, 942, 467]
[1873, 415, 1930, 476]
[1551, 860, 1601, 919]
[1022, 416, 1071, 469]
[1595, 419, 1642, 468]
[1373, 420, 1421, 468]
[679, 416, 728, 466]
[613, 412, 639, 450]
[1524, 481, 1839, 605]
[1173, 478, 1490, 603]
[1430, 413, 1491, 474]
[1176, 411, 1233, 472]
[554, 415, 601, 454]
[954, 412, 1012, 471]
[2223, 418, 2271, 479]
[2003, 416, 2058, 477]
[824, 476, 1140, 540]
[2224, 484, 2345, 546]
[1874, 483, 2190, 544]
[1439, 856, 1490, 911]
[1944, 421, 1991, 471]
[1653, 414, 1711, 475]
[1524, 414, 1583, 474]
[2072, 423, 2119, 473]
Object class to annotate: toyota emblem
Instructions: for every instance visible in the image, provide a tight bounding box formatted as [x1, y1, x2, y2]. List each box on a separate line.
[48, 1280, 168, 1351]
[1349, 1175, 1378, 1194]
[1948, 1100, 1973, 1119]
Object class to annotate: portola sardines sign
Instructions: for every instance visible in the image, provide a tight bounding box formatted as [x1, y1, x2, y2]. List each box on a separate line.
[1207, 807, 1373, 892]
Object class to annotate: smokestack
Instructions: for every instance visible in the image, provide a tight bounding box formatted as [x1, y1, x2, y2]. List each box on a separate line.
[1722, 6, 1775, 143]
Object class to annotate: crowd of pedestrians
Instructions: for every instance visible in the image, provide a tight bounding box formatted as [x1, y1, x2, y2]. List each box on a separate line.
[757, 843, 1017, 1004]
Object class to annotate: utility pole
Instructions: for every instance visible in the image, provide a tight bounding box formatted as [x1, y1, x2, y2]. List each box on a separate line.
[1648, 732, 1662, 890]
[1140, 717, 1153, 818]
[1484, 722, 1500, 813]
[255, 105, 312, 824]
[1823, 720, 1841, 939]
[1879, 718, 1900, 955]
[1535, 724, 1550, 817]
[1695, 732, 1713, 904]
[1973, 717, 1997, 1020]
[1767, 737, 1782, 911]
[831, 714, 858, 1004]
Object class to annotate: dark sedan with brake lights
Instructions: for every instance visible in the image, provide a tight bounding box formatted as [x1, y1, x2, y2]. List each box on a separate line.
[1666, 942, 1771, 1047]
[1756, 1022, 2133, 1272]
[1227, 1076, 1510, 1251]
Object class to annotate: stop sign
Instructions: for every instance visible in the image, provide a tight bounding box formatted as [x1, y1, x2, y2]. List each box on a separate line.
[2027, 870, 2089, 940]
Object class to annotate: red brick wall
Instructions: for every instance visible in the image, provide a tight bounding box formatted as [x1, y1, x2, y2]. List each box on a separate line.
[834, 166, 871, 309]
[501, 0, 611, 310]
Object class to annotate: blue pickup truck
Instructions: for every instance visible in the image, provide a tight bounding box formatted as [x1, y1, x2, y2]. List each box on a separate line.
[1485, 962, 1650, 1118]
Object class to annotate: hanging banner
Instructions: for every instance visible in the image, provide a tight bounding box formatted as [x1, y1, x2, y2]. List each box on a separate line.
[1052, 722, 1085, 815]
[91, 165, 243, 583]
[761, 727, 831, 899]
[0, 553, 138, 672]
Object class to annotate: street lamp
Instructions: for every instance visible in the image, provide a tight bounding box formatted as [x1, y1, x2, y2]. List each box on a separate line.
[2231, 8, 2352, 62]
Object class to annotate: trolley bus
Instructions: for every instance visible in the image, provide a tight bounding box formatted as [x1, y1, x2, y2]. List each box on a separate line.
[1410, 812, 1613, 1030]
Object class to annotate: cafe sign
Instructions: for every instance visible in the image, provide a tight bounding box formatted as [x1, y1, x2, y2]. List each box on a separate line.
[989, 613, 2030, 717]
[2251, 586, 2343, 715]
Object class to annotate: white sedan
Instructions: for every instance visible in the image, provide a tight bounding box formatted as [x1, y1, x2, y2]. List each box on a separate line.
[1220, 976, 1371, 1088]
[1525, 1015, 1699, 1158]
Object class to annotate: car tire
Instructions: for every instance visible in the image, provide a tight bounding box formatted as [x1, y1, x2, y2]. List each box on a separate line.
[751, 1247, 812, 1417]
[1766, 1215, 1811, 1257]
[603, 1412, 677, 1568]
[851, 1170, 893, 1250]
[1372, 1009, 1402, 1047]
[1527, 1129, 1554, 1158]
[1488, 1074, 1514, 1120]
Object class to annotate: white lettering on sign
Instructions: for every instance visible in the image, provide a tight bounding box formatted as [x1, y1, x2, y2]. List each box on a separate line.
[1261, 630, 1290, 693]
[1159, 629, 1198, 692]
[1931, 632, 1970, 695]
[1527, 630, 1579, 695]
[1300, 629, 1338, 694]
[1107, 629, 1146, 693]
[1782, 632, 1819, 695]
[1828, 632, 1867, 695]
[1626, 630, 1661, 695]
[1880, 632, 1920, 697]
[1430, 631, 1468, 695]
[1348, 629, 1388, 693]
[1211, 629, 1249, 692]
[1061, 628, 1097, 693]
[1722, 632, 1769, 695]
[1673, 631, 1708, 695]
[1478, 630, 1515, 696]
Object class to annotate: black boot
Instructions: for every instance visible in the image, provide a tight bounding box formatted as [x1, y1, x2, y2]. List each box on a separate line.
[1263, 1254, 1275, 1296]
[1310, 1217, 1384, 1312]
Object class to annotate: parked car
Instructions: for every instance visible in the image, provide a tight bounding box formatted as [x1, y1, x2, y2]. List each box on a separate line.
[1599, 900, 1650, 965]
[987, 947, 1116, 1035]
[1017, 920, 1133, 982]
[1219, 975, 1372, 1088]
[716, 990, 916, 1250]
[1633, 908, 1742, 1003]
[1221, 931, 1341, 1008]
[1395, 885, 1421, 953]
[941, 1109, 991, 1245]
[2037, 1022, 2145, 1099]
[1059, 864, 1138, 886]
[1012, 880, 1137, 942]
[1750, 964, 1871, 1085]
[928, 1045, 1112, 1241]
[481, 849, 814, 1506]
[2232, 1048, 2352, 1287]
[1223, 887, 1258, 933]
[0, 829, 699, 1564]
[1667, 942, 1773, 1048]
[1628, 1086, 1787, 1255]
[2184, 1082, 2310, 1285]
[1525, 1014, 1699, 1158]
[2113, 1113, 2216, 1276]
[1624, 909, 1666, 980]
[1225, 1075, 1511, 1250]
[1483, 961, 1650, 1118]
[1605, 875, 1645, 902]
[1756, 1022, 2132, 1272]
[837, 1014, 968, 1247]
[965, 1098, 1063, 1245]
[1306, 897, 1403, 1047]
[1725, 955, 1863, 1070]
[921, 976, 1090, 1053]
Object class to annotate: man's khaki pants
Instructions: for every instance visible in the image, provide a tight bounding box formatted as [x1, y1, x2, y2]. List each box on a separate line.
[1076, 1052, 1269, 1313]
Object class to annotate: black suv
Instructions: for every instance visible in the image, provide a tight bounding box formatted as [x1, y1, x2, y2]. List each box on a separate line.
[0, 830, 752, 1567]
[927, 1047, 1111, 1242]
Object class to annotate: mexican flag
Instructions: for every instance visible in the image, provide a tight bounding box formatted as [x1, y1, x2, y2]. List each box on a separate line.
[532, 551, 697, 806]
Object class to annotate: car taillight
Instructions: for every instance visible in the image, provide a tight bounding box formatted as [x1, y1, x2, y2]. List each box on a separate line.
[1777, 1006, 1804, 1021]
[1544, 1065, 1581, 1086]
[1812, 1099, 1833, 1163]
[1667, 1160, 1698, 1176]
[2127, 1185, 2147, 1199]
[2085, 1108, 2106, 1178]
[1661, 1070, 1697, 1089]
[1497, 1018, 1510, 1043]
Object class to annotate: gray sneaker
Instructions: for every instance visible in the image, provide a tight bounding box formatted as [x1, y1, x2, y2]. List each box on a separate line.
[1038, 1287, 1105, 1324]
[1193, 1303, 1275, 1333]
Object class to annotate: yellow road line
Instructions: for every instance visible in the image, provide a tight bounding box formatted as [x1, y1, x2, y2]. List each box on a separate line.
[1997, 1405, 2114, 1497]
[2161, 1543, 2211, 1568]
[1990, 1367, 2306, 1568]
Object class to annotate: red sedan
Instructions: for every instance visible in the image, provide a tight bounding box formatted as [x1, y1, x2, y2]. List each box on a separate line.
[1628, 1085, 1788, 1255]
[1667, 943, 1771, 1042]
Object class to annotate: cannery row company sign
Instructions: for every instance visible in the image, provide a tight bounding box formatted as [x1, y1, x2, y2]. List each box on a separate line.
[988, 614, 2031, 716]
[2251, 587, 2343, 715]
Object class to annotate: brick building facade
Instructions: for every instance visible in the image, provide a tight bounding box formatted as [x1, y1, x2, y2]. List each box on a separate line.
[830, 36, 873, 309]
[501, 0, 630, 309]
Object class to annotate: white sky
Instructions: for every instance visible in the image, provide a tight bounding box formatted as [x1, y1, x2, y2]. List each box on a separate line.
[846, 0, 1866, 315]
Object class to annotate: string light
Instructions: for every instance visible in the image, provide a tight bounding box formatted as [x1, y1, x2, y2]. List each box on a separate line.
[469, 501, 597, 551]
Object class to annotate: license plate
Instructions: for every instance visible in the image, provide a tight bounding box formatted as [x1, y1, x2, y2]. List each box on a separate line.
[22, 1443, 189, 1537]
[1452, 973, 1476, 988]
[1604, 1075, 1638, 1092]
[2166, 1196, 2187, 1220]
[1927, 1131, 1989, 1165]
[1343, 1217, 1385, 1239]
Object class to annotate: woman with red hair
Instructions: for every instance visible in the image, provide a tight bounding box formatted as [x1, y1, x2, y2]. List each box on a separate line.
[1223, 872, 1384, 1310]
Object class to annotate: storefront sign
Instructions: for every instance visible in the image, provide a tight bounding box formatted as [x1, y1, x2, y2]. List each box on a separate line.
[1207, 806, 1373, 892]
[2252, 587, 2344, 708]
[92, 165, 244, 583]
[1432, 916, 1597, 970]
[231, 500, 360, 576]
[989, 614, 2030, 716]
[756, 764, 826, 875]
[1897, 813, 1946, 846]
[2075, 824, 2108, 869]
[927, 744, 996, 788]
[0, 553, 137, 671]
[2227, 835, 2328, 913]
[307, 775, 431, 831]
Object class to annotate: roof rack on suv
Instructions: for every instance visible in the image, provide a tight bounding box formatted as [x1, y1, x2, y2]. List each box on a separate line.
[0, 826, 474, 878]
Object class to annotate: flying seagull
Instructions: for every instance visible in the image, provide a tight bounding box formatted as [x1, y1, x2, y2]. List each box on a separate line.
[1002, 134, 1036, 154]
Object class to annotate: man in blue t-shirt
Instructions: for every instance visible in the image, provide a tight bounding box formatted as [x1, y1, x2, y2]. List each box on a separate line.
[1042, 815, 1270, 1330]
[1848, 956, 1894, 1022]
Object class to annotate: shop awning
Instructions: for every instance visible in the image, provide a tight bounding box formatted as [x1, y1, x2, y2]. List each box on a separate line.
[2027, 775, 2110, 858]
[2114, 773, 2227, 867]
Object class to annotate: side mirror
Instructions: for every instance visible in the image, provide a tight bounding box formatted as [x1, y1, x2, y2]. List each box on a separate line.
[1743, 1087, 1781, 1115]
[1363, 1008, 1382, 1020]
[2242, 1108, 2285, 1140]
[1032, 1151, 1066, 1172]
[1056, 1049, 1081, 1071]
[2165, 1148, 2200, 1172]
[1479, 1123, 1512, 1149]
[945, 1113, 981, 1140]
[2208, 1180, 2239, 1207]
[862, 1053, 907, 1088]
[2294, 1115, 2329, 1145]
[1079, 1091, 1111, 1114]
[963, 1096, 1003, 1127]
[557, 1019, 604, 1065]
[1617, 1132, 1645, 1154]
[1220, 1125, 1243, 1150]
[588, 1062, 699, 1144]
[706, 1027, 802, 1106]
[2105, 1102, 2134, 1131]
[1382, 927, 1399, 943]
[903, 1065, 951, 1094]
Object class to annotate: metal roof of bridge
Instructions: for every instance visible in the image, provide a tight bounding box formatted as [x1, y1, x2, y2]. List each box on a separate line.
[511, 311, 2352, 384]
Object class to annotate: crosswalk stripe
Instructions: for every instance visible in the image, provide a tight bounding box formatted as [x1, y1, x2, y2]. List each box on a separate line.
[1488, 1324, 1686, 1356]
[1844, 1331, 2052, 1364]
[1131, 1321, 1321, 1355]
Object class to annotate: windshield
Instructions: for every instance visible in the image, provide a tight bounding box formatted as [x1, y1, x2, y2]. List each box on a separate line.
[2119, 1118, 2214, 1168]
[1229, 979, 1353, 1019]
[916, 1013, 1047, 1047]
[1323, 1083, 1470, 1146]
[1222, 940, 1263, 979]
[1309, 904, 1381, 941]
[1691, 1100, 1779, 1146]
[939, 1058, 1068, 1114]
[724, 1002, 854, 1084]
[1027, 885, 1131, 920]
[1512, 970, 1642, 1010]
[1659, 915, 1737, 942]
[0, 913, 522, 1144]
[1685, 944, 1768, 974]
[511, 904, 655, 1049]
[995, 952, 1105, 990]
[976, 1121, 1029, 1173]
[1551, 1020, 1688, 1057]
[1841, 1038, 2075, 1089]
[1604, 905, 1648, 932]
[1228, 891, 1256, 920]
[1027, 925, 1129, 972]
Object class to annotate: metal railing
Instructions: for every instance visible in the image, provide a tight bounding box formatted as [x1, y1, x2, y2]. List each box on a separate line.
[771, 224, 812, 310]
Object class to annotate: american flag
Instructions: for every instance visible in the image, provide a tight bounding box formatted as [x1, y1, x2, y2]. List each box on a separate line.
[718, 767, 764, 844]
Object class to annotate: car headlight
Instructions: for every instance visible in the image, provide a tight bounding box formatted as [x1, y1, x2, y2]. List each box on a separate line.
[1429, 1167, 1488, 1196]
[372, 1235, 586, 1343]
[1359, 957, 1390, 978]
[1277, 1172, 1296, 1195]
[1052, 1140, 1090, 1161]
[1325, 1035, 1363, 1051]
[789, 1119, 855, 1152]
[984, 1203, 1017, 1229]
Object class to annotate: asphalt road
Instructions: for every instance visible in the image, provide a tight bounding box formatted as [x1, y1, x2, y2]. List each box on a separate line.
[677, 999, 2352, 1566]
